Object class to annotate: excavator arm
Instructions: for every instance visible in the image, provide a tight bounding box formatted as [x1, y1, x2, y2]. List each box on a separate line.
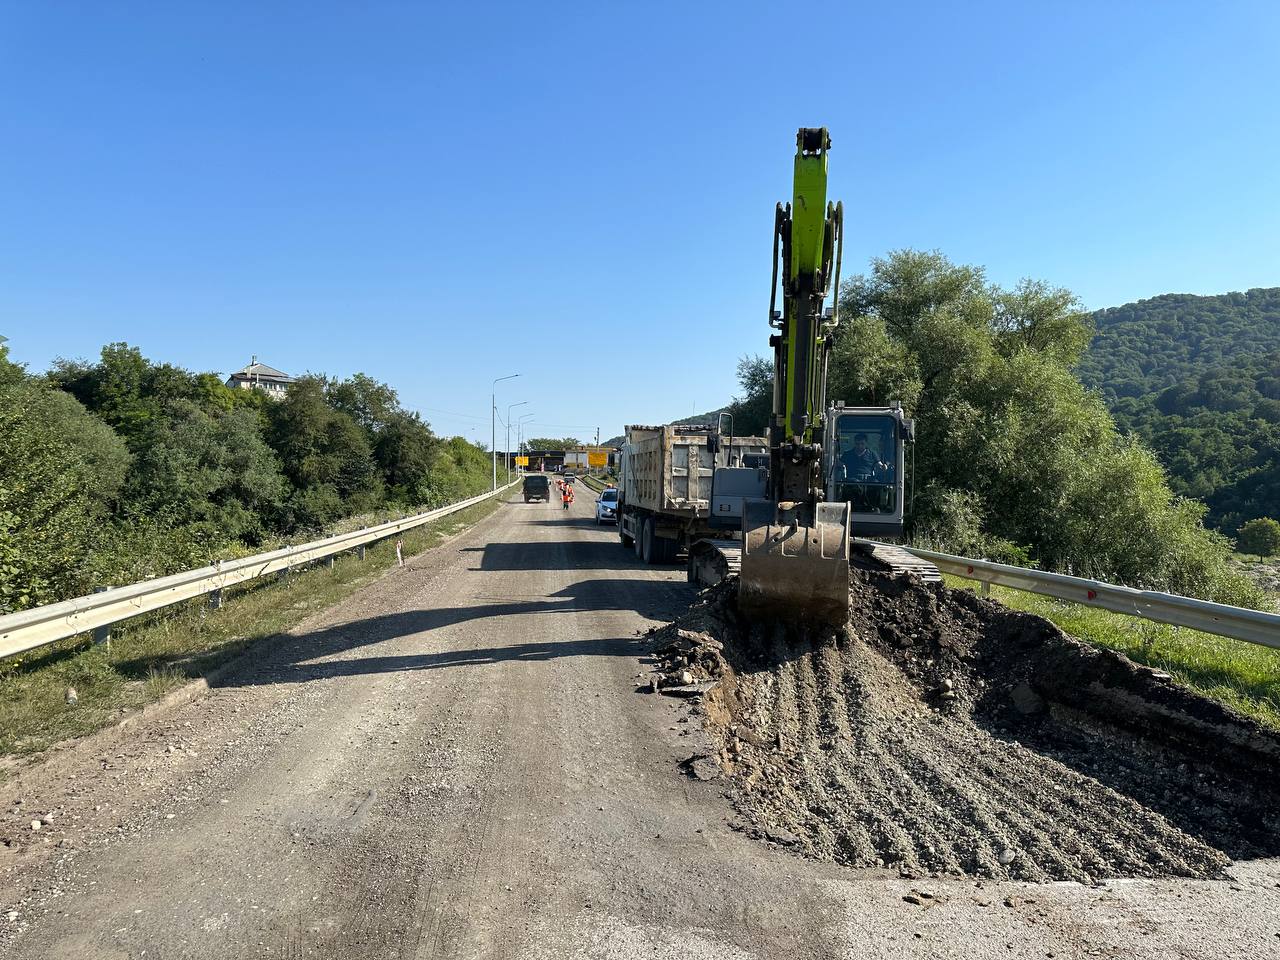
[775, 127, 843, 446]
[738, 128, 853, 626]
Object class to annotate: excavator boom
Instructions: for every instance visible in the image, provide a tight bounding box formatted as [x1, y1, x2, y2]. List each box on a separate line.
[738, 128, 853, 627]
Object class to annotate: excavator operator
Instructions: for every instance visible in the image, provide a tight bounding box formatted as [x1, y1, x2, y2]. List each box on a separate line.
[841, 433, 887, 481]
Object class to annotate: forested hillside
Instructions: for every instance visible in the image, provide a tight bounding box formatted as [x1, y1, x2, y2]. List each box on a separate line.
[0, 342, 492, 614]
[1077, 289, 1280, 532]
[724, 251, 1264, 606]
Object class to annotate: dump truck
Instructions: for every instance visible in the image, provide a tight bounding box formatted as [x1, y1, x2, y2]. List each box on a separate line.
[616, 423, 768, 565]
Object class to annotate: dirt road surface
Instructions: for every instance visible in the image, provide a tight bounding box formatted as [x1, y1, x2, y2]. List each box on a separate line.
[2, 490, 1278, 958]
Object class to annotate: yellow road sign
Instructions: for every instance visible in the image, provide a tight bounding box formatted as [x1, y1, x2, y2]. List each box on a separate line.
[587, 451, 608, 467]
[515, 456, 529, 466]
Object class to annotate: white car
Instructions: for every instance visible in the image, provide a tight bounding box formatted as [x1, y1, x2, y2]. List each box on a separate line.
[595, 487, 619, 524]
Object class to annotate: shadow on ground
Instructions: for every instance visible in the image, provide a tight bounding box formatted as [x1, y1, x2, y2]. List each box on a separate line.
[114, 570, 693, 690]
[462, 538, 645, 572]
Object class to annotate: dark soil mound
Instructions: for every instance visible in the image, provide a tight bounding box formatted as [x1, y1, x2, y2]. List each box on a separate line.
[647, 571, 1280, 882]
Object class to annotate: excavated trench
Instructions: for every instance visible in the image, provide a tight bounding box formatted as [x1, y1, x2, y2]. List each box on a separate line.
[648, 570, 1280, 883]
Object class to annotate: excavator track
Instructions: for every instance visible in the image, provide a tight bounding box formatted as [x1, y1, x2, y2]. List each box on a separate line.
[854, 539, 943, 583]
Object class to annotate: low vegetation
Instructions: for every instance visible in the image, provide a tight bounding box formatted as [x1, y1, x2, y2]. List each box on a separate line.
[949, 577, 1280, 730]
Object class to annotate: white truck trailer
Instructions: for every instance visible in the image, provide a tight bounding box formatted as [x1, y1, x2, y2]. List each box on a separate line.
[616, 424, 768, 565]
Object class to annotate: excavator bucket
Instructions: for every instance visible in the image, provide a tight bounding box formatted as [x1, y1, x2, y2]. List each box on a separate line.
[738, 500, 852, 626]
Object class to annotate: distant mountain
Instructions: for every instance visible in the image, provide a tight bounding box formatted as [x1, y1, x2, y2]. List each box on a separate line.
[1078, 289, 1280, 533]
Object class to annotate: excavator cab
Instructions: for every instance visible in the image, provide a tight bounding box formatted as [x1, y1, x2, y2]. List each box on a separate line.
[824, 402, 913, 540]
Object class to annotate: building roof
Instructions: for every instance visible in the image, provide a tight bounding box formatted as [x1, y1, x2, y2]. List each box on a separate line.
[229, 361, 294, 383]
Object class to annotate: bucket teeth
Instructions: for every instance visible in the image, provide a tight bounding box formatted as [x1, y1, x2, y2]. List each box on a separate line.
[738, 500, 851, 626]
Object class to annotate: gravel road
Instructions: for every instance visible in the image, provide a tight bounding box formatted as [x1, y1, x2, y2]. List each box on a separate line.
[2, 491, 1278, 958]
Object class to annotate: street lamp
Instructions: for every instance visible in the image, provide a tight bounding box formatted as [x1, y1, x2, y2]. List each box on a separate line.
[491, 374, 519, 490]
[505, 401, 528, 483]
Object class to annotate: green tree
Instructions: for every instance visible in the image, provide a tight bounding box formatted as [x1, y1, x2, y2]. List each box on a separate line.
[524, 437, 582, 450]
[0, 372, 129, 611]
[729, 249, 1259, 603]
[326, 373, 400, 434]
[267, 377, 382, 527]
[726, 356, 773, 436]
[1237, 517, 1280, 559]
[416, 436, 493, 506]
[125, 400, 287, 544]
[48, 343, 201, 444]
[375, 410, 440, 501]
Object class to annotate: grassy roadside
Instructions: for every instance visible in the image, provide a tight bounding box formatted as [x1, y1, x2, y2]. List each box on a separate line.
[578, 473, 618, 493]
[946, 575, 1280, 730]
[0, 497, 504, 764]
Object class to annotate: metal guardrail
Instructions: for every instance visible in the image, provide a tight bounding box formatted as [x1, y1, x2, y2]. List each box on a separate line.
[877, 542, 1280, 649]
[579, 474, 611, 493]
[0, 481, 520, 661]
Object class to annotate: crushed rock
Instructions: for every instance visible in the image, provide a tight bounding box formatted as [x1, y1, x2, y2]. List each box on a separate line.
[645, 570, 1280, 882]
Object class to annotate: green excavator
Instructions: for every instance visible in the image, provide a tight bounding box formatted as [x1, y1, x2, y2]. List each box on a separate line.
[737, 128, 917, 626]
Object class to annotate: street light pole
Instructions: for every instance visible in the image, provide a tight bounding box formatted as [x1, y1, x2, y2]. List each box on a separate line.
[506, 400, 528, 484]
[491, 374, 519, 491]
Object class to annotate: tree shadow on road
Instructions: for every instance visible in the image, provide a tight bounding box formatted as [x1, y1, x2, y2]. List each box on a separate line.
[460, 539, 650, 572]
[185, 574, 692, 689]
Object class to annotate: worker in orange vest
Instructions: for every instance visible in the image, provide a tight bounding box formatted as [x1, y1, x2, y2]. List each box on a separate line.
[562, 483, 573, 510]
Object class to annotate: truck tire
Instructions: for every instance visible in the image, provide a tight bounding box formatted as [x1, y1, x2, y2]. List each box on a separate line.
[642, 519, 674, 565]
[634, 520, 645, 559]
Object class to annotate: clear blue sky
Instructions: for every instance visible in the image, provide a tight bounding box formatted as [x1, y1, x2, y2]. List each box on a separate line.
[3, 1, 1278, 443]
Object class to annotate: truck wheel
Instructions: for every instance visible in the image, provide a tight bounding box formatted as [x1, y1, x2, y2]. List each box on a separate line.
[634, 519, 646, 560]
[643, 518, 666, 565]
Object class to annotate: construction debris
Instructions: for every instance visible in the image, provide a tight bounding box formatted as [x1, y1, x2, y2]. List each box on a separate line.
[646, 570, 1280, 882]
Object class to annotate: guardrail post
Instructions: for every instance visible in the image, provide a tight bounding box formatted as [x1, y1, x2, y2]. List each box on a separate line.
[981, 581, 991, 598]
[358, 526, 366, 561]
[92, 586, 112, 646]
[277, 568, 289, 583]
[325, 556, 334, 570]
[209, 588, 222, 610]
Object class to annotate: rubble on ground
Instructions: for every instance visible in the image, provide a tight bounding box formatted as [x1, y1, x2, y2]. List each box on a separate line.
[645, 570, 1280, 882]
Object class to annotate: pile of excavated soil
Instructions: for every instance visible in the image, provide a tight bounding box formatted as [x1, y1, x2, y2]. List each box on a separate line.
[647, 571, 1280, 882]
